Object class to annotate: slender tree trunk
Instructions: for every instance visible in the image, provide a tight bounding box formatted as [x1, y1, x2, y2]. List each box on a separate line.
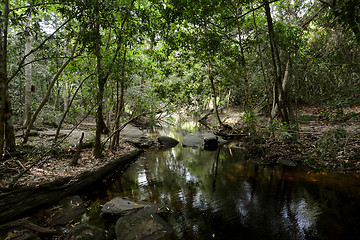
[112, 47, 127, 148]
[94, 22, 105, 158]
[63, 78, 68, 112]
[22, 40, 78, 144]
[54, 73, 93, 142]
[252, 6, 272, 120]
[23, 15, 32, 127]
[208, 61, 222, 126]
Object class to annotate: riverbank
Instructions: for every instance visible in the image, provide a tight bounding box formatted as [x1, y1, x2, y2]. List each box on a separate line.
[205, 105, 360, 174]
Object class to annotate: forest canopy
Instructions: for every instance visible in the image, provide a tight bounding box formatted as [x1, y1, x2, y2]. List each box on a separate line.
[0, 0, 359, 158]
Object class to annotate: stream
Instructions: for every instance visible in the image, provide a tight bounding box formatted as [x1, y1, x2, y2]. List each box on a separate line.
[90, 123, 360, 240]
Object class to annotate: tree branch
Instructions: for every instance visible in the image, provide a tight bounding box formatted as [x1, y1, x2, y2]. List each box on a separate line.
[222, 0, 281, 20]
[9, 2, 70, 12]
[8, 17, 73, 84]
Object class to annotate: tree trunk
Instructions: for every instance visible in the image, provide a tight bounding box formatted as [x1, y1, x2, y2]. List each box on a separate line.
[63, 78, 68, 112]
[0, 0, 15, 157]
[54, 73, 93, 142]
[23, 15, 32, 127]
[112, 47, 127, 148]
[0, 32, 7, 158]
[263, 0, 291, 123]
[93, 23, 105, 159]
[208, 61, 222, 126]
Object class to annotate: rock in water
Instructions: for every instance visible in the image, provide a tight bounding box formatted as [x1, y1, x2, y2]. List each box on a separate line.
[156, 136, 179, 148]
[182, 134, 204, 148]
[121, 125, 154, 148]
[101, 197, 145, 216]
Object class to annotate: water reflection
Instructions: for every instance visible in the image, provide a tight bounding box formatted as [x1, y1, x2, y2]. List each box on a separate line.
[106, 126, 360, 239]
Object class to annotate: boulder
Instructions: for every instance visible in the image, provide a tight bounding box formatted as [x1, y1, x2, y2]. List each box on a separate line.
[50, 195, 86, 226]
[115, 213, 172, 240]
[64, 224, 105, 240]
[156, 136, 179, 148]
[182, 134, 204, 148]
[183, 132, 226, 149]
[101, 197, 145, 216]
[203, 133, 218, 146]
[101, 197, 168, 216]
[121, 125, 154, 148]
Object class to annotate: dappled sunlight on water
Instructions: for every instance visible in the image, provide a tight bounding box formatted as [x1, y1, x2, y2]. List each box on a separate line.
[100, 124, 360, 239]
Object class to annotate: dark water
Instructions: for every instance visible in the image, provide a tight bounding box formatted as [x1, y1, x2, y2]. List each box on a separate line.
[97, 125, 360, 240]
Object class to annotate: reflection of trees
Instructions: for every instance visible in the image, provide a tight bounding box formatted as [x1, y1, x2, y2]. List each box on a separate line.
[211, 148, 221, 192]
[117, 144, 360, 239]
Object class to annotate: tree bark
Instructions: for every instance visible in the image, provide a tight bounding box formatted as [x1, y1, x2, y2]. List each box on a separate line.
[263, 0, 291, 123]
[93, 22, 105, 159]
[208, 61, 222, 126]
[112, 47, 127, 148]
[0, 0, 16, 157]
[23, 14, 32, 127]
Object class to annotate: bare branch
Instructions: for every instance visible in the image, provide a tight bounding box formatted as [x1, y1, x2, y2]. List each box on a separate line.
[8, 17, 73, 83]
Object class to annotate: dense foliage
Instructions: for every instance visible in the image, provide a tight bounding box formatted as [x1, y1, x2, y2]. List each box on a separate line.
[1, 0, 359, 157]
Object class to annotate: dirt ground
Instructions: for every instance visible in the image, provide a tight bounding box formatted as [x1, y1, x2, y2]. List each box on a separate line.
[219, 105, 360, 174]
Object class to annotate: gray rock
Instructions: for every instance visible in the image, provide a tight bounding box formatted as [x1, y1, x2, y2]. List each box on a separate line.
[156, 136, 179, 148]
[50, 195, 86, 226]
[182, 134, 204, 148]
[64, 224, 105, 240]
[115, 213, 172, 240]
[183, 132, 225, 149]
[121, 125, 154, 148]
[102, 198, 170, 218]
[101, 197, 145, 216]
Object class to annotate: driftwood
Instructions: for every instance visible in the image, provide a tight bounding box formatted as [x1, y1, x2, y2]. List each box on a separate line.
[0, 149, 143, 224]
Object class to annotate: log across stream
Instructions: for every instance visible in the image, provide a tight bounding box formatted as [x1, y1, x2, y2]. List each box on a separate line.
[0, 149, 143, 224]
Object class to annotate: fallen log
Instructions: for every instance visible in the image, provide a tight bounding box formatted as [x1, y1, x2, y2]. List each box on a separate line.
[214, 131, 248, 139]
[0, 217, 57, 234]
[0, 149, 143, 224]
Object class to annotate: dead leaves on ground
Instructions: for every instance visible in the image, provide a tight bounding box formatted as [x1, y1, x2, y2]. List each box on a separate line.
[0, 142, 135, 189]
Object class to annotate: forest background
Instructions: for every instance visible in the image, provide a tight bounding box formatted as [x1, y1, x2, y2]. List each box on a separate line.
[0, 0, 359, 172]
